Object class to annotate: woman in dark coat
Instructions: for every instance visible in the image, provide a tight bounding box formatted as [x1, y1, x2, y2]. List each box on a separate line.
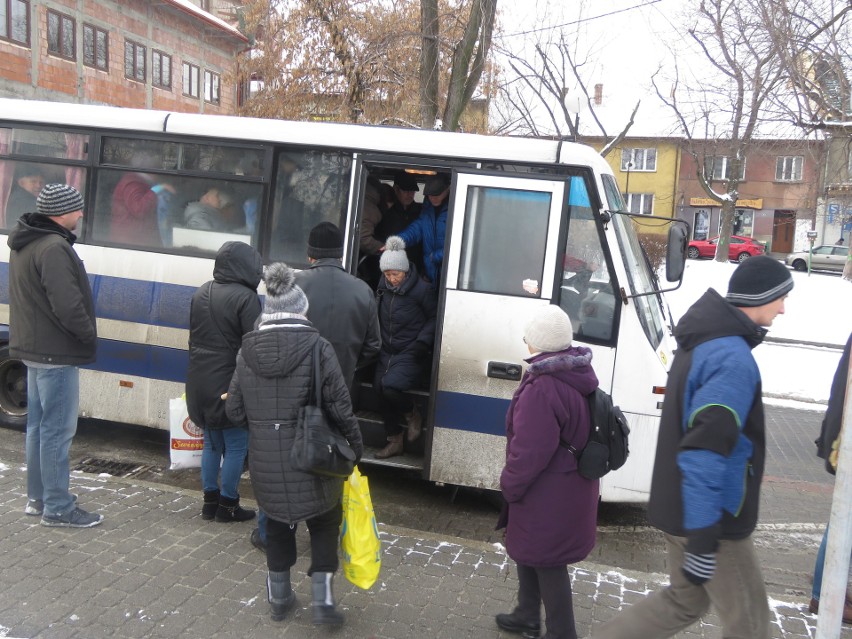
[496, 305, 600, 639]
[373, 236, 437, 459]
[186, 241, 262, 522]
[226, 263, 363, 626]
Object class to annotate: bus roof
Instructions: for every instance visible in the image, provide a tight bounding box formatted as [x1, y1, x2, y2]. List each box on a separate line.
[0, 98, 608, 171]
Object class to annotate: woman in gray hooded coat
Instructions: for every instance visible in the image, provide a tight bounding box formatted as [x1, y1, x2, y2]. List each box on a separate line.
[226, 262, 363, 626]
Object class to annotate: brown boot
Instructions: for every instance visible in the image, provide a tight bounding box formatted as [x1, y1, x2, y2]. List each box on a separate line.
[375, 433, 404, 459]
[405, 407, 422, 442]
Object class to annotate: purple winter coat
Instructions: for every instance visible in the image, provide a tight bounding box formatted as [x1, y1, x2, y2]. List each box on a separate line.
[499, 346, 600, 567]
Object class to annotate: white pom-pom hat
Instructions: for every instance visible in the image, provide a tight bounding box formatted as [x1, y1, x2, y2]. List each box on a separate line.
[380, 236, 410, 273]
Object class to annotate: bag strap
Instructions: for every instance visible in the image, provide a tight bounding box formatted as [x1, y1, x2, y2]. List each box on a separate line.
[558, 391, 594, 457]
[205, 281, 232, 346]
[309, 338, 322, 408]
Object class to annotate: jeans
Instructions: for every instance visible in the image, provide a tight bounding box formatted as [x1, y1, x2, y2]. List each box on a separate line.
[595, 533, 770, 639]
[266, 504, 342, 574]
[201, 428, 248, 499]
[258, 509, 268, 543]
[812, 524, 852, 600]
[26, 366, 79, 517]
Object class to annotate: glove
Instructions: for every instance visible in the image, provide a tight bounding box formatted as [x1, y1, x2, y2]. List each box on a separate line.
[682, 551, 716, 585]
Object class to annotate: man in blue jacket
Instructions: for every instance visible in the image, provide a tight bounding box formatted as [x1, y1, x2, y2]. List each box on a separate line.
[595, 255, 793, 639]
[396, 174, 449, 286]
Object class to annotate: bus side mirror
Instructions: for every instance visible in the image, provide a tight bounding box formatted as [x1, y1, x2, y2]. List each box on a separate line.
[666, 223, 688, 282]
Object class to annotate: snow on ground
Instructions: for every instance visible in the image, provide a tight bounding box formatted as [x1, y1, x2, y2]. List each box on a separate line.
[662, 259, 851, 405]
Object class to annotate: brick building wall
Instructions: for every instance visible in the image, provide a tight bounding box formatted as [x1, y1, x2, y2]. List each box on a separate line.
[0, 0, 247, 113]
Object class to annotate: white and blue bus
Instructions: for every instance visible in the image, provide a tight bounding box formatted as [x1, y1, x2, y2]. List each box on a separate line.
[0, 98, 685, 502]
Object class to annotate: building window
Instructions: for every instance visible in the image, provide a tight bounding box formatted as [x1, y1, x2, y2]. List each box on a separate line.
[204, 70, 220, 104]
[47, 9, 74, 60]
[1, 0, 29, 45]
[621, 148, 657, 172]
[152, 50, 171, 89]
[124, 40, 145, 82]
[709, 156, 746, 181]
[623, 193, 654, 215]
[83, 24, 108, 70]
[775, 156, 803, 182]
[182, 62, 200, 98]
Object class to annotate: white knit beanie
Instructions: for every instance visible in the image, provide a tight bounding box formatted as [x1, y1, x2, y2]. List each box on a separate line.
[380, 236, 410, 273]
[524, 305, 573, 353]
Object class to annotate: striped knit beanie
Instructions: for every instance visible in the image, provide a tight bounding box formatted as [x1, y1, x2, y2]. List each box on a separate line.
[36, 184, 84, 217]
[726, 255, 793, 307]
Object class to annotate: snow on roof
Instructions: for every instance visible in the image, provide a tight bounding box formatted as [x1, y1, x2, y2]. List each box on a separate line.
[161, 0, 248, 43]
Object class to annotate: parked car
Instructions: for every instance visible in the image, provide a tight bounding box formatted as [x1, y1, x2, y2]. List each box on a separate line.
[687, 235, 765, 262]
[785, 245, 849, 272]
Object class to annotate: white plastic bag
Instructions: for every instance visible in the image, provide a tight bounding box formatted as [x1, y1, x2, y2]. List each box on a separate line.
[169, 394, 203, 469]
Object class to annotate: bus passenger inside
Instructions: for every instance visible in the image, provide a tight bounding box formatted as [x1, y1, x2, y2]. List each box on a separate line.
[110, 146, 170, 247]
[6, 163, 46, 227]
[184, 187, 241, 232]
[373, 236, 437, 459]
[376, 172, 423, 273]
[396, 174, 449, 288]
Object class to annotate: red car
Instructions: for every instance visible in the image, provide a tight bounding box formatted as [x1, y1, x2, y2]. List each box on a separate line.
[687, 235, 765, 262]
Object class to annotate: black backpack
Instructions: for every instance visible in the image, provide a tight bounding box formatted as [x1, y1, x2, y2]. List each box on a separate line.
[561, 388, 630, 480]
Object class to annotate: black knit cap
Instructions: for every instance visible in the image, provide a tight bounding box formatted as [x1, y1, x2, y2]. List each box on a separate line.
[307, 221, 344, 259]
[726, 255, 794, 307]
[37, 184, 84, 217]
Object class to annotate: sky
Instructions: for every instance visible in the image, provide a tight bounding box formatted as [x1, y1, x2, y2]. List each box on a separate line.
[665, 258, 850, 408]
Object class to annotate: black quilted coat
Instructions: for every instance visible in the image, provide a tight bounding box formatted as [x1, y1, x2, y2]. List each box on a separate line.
[225, 318, 364, 524]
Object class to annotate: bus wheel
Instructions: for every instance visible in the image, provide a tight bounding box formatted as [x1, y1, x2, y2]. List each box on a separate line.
[0, 346, 27, 430]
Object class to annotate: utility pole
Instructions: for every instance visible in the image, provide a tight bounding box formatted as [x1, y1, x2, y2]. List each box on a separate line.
[815, 353, 852, 639]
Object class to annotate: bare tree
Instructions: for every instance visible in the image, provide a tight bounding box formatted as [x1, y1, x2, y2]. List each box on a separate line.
[236, 0, 497, 132]
[491, 7, 640, 155]
[653, 0, 791, 262]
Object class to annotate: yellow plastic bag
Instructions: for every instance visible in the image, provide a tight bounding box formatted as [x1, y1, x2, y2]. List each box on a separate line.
[340, 466, 381, 589]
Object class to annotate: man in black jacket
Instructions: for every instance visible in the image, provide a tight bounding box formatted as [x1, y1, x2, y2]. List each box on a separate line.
[7, 184, 102, 528]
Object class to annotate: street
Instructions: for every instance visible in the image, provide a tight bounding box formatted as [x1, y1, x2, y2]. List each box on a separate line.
[0, 402, 846, 638]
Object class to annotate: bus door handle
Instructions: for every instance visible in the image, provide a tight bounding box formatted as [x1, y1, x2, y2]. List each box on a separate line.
[487, 362, 522, 381]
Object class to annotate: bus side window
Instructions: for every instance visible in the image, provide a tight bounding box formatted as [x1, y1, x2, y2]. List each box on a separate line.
[457, 186, 550, 296]
[268, 150, 352, 268]
[558, 177, 615, 341]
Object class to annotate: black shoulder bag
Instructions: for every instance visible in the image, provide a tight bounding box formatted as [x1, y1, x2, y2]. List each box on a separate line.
[290, 339, 356, 478]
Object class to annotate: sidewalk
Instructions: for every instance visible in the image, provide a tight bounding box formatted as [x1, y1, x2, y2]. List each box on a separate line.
[0, 458, 847, 639]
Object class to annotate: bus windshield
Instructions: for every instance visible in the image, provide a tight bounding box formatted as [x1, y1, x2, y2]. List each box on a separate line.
[601, 174, 666, 350]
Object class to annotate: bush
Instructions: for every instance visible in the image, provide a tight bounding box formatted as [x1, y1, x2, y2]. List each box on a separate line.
[637, 232, 668, 273]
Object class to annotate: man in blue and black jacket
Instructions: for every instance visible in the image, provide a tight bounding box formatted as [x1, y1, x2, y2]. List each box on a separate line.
[596, 255, 793, 639]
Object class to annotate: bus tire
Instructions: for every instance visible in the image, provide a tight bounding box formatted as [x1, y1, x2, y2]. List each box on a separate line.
[0, 345, 27, 431]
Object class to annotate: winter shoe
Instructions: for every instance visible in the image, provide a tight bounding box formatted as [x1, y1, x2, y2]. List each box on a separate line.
[41, 507, 103, 528]
[250, 527, 267, 553]
[311, 571, 344, 625]
[405, 407, 422, 442]
[202, 490, 220, 520]
[267, 571, 296, 621]
[809, 596, 852, 624]
[495, 612, 541, 635]
[215, 495, 256, 522]
[375, 433, 404, 459]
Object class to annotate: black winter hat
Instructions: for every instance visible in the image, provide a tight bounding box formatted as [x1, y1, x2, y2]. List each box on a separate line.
[307, 221, 343, 259]
[393, 172, 419, 192]
[726, 255, 794, 307]
[423, 175, 450, 196]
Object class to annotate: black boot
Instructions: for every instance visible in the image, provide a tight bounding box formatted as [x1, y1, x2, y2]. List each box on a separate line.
[311, 572, 344, 625]
[215, 495, 256, 522]
[267, 570, 296, 621]
[202, 490, 219, 520]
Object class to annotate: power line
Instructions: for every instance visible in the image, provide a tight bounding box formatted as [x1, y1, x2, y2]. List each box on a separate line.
[501, 0, 663, 39]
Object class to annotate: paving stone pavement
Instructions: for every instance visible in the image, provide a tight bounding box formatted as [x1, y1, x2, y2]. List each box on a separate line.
[1, 454, 849, 639]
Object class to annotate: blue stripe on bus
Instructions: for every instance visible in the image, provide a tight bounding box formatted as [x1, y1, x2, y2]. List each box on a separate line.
[434, 390, 509, 436]
[0, 262, 195, 330]
[82, 338, 189, 383]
